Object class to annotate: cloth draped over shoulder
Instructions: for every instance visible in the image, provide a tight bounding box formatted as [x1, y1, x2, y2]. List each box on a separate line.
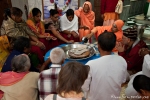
[0, 35, 10, 71]
[1, 17, 35, 38]
[75, 1, 95, 30]
[60, 14, 78, 34]
[0, 71, 29, 98]
[27, 11, 49, 36]
[94, 19, 124, 42]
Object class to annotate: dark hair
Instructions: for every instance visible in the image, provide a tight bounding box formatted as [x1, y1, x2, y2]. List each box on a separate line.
[11, 54, 31, 72]
[32, 8, 41, 17]
[4, 7, 23, 20]
[66, 9, 74, 17]
[98, 30, 116, 51]
[57, 62, 90, 96]
[13, 36, 30, 52]
[49, 9, 59, 16]
[133, 75, 150, 93]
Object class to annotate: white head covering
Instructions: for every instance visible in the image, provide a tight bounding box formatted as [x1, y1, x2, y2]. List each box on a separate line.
[60, 13, 78, 34]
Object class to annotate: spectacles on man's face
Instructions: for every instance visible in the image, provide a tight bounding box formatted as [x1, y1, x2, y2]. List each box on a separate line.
[112, 24, 117, 29]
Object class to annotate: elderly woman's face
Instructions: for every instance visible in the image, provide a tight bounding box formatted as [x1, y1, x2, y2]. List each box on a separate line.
[67, 15, 74, 22]
[83, 4, 90, 13]
[111, 23, 118, 33]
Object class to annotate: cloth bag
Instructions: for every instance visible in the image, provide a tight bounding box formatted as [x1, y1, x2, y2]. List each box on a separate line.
[115, 0, 123, 14]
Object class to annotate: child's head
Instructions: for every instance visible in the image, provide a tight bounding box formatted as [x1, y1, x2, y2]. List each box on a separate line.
[50, 47, 65, 64]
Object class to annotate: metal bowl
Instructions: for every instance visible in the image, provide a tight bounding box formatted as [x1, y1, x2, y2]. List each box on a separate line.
[61, 44, 96, 60]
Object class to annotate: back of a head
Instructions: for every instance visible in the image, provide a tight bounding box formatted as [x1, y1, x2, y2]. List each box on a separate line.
[11, 54, 31, 72]
[49, 9, 59, 16]
[32, 8, 41, 17]
[66, 9, 74, 17]
[4, 7, 23, 20]
[50, 47, 65, 64]
[98, 31, 116, 51]
[57, 62, 89, 96]
[133, 75, 150, 93]
[123, 26, 138, 41]
[13, 36, 30, 52]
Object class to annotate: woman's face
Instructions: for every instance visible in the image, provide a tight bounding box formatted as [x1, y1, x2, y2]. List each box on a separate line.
[67, 15, 74, 22]
[111, 23, 118, 33]
[11, 15, 22, 23]
[33, 12, 41, 23]
[83, 4, 90, 13]
[51, 14, 59, 22]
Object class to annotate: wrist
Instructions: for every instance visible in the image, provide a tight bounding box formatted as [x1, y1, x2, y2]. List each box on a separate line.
[36, 41, 39, 46]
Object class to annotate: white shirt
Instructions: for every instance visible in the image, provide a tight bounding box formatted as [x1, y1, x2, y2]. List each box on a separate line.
[125, 54, 150, 100]
[82, 55, 127, 100]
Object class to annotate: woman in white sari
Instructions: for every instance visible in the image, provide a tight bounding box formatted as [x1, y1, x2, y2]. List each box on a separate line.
[60, 9, 79, 43]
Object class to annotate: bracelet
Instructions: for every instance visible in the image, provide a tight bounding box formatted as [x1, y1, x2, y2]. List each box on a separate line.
[36, 42, 39, 46]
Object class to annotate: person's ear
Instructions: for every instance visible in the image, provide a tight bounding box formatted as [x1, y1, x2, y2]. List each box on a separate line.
[140, 89, 147, 96]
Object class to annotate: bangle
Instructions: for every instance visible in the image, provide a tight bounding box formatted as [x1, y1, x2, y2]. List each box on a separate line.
[36, 42, 39, 46]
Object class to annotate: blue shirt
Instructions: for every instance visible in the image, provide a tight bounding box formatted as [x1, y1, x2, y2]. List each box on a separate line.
[1, 50, 22, 72]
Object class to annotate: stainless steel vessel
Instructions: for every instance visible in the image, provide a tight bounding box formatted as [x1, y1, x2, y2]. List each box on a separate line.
[61, 44, 96, 60]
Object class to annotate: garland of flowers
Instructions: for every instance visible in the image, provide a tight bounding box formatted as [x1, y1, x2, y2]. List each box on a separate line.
[58, 0, 71, 11]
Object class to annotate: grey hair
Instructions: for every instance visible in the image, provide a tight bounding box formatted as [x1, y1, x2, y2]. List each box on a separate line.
[50, 47, 65, 64]
[11, 54, 31, 72]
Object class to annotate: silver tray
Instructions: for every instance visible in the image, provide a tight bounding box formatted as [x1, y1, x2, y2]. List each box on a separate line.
[61, 44, 96, 60]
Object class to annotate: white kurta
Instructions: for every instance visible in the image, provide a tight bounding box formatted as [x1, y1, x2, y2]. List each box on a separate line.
[82, 55, 127, 100]
[125, 54, 150, 100]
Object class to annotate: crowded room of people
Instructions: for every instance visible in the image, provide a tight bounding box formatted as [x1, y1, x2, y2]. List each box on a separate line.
[0, 0, 150, 100]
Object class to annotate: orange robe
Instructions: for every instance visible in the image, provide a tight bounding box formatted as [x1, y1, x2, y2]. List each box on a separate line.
[75, 1, 95, 41]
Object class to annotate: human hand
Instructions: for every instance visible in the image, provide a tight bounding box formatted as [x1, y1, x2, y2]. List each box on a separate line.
[37, 41, 46, 50]
[116, 42, 125, 52]
[139, 48, 150, 56]
[85, 33, 93, 39]
[84, 26, 89, 30]
[71, 31, 78, 38]
[79, 26, 85, 29]
[67, 40, 74, 44]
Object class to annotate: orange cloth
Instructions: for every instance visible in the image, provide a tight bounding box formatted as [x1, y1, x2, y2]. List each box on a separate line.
[94, 20, 124, 42]
[92, 20, 124, 52]
[104, 12, 119, 21]
[75, 1, 95, 40]
[0, 35, 10, 71]
[75, 1, 95, 29]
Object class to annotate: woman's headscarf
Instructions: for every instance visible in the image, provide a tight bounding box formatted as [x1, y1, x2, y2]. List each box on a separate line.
[75, 1, 95, 29]
[114, 19, 124, 31]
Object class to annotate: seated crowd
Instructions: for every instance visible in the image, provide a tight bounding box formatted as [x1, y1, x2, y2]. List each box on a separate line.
[0, 1, 150, 100]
